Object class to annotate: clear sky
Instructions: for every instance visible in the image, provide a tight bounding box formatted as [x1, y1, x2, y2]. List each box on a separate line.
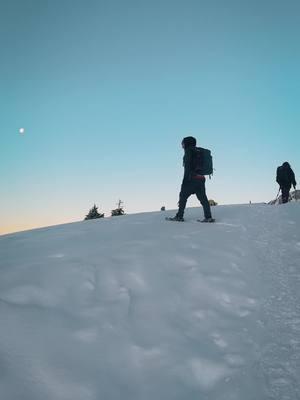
[1, 0, 300, 235]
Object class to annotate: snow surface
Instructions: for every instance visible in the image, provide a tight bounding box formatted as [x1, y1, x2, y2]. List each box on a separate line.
[0, 203, 300, 400]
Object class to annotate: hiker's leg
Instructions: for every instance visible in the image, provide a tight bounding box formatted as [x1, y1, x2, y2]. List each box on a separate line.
[177, 183, 192, 218]
[195, 181, 212, 219]
[281, 186, 290, 203]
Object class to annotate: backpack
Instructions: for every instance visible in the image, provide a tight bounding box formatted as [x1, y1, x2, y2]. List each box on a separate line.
[192, 147, 213, 176]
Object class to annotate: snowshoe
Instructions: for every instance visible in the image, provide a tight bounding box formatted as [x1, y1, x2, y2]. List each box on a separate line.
[165, 215, 184, 222]
[198, 217, 215, 223]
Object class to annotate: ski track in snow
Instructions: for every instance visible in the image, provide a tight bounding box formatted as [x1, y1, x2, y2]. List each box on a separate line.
[0, 204, 299, 399]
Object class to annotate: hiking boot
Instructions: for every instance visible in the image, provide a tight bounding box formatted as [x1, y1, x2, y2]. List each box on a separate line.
[165, 215, 184, 222]
[199, 217, 215, 223]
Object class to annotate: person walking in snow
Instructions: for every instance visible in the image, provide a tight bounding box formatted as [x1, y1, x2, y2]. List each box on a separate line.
[276, 162, 297, 204]
[167, 136, 214, 222]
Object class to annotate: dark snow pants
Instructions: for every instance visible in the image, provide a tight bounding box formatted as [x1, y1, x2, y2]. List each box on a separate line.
[177, 179, 212, 219]
[281, 185, 291, 204]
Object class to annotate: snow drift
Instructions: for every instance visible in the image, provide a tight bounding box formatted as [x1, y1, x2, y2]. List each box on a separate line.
[0, 203, 299, 400]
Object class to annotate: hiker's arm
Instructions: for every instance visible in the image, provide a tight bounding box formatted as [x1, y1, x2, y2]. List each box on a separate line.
[291, 171, 297, 187]
[183, 148, 193, 182]
[276, 168, 281, 186]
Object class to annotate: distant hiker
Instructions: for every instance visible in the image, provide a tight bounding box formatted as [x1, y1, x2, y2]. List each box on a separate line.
[276, 162, 297, 204]
[167, 136, 214, 222]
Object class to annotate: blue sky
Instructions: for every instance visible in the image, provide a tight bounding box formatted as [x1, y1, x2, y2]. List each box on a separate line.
[1, 0, 299, 234]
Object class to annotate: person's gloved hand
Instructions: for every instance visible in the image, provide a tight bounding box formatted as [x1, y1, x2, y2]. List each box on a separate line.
[293, 184, 296, 189]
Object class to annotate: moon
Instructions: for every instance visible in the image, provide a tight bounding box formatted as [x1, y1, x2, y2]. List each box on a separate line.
[19, 128, 25, 134]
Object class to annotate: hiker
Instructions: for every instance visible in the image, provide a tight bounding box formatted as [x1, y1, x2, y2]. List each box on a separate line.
[276, 162, 297, 204]
[167, 136, 214, 222]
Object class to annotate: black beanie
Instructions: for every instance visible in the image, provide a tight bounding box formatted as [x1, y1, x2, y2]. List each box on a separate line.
[182, 136, 197, 148]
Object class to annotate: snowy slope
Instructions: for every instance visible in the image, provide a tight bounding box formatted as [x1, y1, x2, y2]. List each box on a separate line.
[0, 203, 300, 400]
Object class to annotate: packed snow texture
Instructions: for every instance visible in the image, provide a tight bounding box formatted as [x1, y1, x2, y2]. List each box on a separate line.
[0, 203, 299, 400]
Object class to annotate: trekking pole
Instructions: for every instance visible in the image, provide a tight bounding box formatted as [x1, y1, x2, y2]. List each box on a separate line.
[275, 187, 281, 202]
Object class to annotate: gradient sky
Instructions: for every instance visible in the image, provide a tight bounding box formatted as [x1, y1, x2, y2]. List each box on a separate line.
[1, 0, 300, 234]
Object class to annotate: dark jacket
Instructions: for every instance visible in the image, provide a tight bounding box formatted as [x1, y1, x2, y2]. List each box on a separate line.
[276, 162, 296, 188]
[181, 136, 205, 184]
[182, 147, 206, 183]
[183, 147, 194, 182]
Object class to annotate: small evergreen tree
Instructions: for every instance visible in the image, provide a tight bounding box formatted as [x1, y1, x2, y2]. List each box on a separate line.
[84, 204, 104, 220]
[111, 200, 125, 216]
